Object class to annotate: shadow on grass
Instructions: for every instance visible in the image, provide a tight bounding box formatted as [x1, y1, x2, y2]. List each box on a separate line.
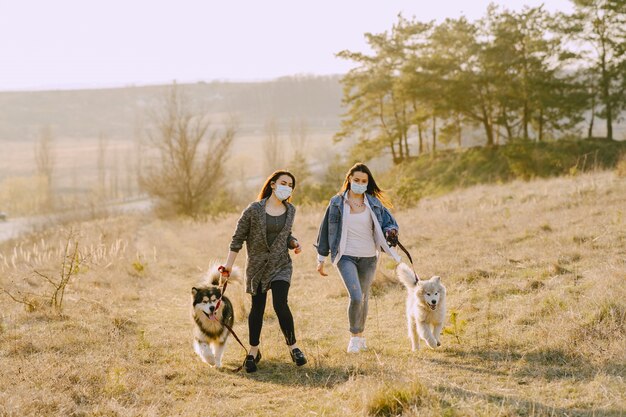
[422, 356, 510, 377]
[436, 384, 625, 417]
[427, 347, 624, 382]
[228, 358, 372, 388]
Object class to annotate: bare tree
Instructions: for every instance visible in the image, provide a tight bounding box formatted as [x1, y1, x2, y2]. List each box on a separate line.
[263, 117, 284, 173]
[96, 133, 108, 200]
[110, 149, 119, 200]
[140, 84, 236, 216]
[133, 111, 145, 194]
[287, 118, 311, 183]
[289, 117, 309, 155]
[124, 151, 134, 198]
[35, 126, 55, 210]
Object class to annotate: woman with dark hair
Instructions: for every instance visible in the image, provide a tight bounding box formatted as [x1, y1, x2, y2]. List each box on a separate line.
[223, 170, 307, 372]
[315, 163, 401, 353]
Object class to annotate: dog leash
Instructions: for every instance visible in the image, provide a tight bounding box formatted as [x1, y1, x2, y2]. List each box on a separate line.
[202, 307, 247, 372]
[387, 233, 419, 284]
[202, 312, 247, 372]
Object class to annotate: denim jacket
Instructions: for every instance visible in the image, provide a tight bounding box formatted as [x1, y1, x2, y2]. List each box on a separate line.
[315, 192, 400, 265]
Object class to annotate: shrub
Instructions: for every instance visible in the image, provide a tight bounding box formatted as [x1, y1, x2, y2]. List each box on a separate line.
[443, 310, 467, 344]
[1, 230, 84, 313]
[367, 381, 434, 416]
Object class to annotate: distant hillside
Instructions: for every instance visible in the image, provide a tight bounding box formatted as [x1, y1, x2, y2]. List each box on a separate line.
[0, 75, 344, 141]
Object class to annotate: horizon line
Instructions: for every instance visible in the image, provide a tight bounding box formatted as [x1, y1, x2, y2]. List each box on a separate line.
[0, 72, 346, 94]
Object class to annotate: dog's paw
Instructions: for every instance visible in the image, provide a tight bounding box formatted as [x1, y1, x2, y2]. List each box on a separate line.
[424, 338, 439, 349]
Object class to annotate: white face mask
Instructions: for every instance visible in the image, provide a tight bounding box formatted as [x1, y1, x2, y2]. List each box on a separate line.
[274, 184, 292, 201]
[350, 181, 368, 195]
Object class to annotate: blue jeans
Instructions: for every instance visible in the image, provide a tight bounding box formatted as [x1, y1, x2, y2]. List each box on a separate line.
[336, 255, 378, 334]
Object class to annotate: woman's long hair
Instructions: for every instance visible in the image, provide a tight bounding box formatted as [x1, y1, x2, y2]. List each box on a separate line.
[339, 163, 392, 208]
[257, 170, 297, 202]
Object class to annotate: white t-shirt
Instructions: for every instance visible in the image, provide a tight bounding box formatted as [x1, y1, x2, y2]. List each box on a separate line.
[343, 209, 377, 257]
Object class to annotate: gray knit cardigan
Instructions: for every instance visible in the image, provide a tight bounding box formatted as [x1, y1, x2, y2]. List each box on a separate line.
[229, 198, 296, 295]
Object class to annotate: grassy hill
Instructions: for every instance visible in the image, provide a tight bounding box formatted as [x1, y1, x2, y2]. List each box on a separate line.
[0, 170, 624, 416]
[386, 138, 626, 206]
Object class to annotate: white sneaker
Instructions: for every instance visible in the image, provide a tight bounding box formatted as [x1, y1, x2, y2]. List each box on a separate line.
[358, 337, 367, 351]
[347, 337, 360, 353]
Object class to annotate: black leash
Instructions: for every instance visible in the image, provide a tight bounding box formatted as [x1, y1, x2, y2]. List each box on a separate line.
[396, 240, 414, 265]
[387, 233, 419, 283]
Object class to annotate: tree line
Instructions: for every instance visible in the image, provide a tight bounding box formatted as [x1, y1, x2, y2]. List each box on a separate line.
[335, 0, 626, 163]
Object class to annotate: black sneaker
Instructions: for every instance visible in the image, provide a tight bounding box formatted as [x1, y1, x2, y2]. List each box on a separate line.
[290, 348, 307, 366]
[244, 351, 261, 373]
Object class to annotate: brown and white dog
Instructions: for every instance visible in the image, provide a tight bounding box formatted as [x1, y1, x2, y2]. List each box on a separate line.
[191, 264, 241, 367]
[396, 262, 446, 351]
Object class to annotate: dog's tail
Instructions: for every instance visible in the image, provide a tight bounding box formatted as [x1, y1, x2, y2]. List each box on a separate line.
[201, 262, 243, 286]
[396, 262, 419, 289]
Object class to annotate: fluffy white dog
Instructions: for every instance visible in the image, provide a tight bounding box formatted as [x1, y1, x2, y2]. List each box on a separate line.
[396, 263, 446, 351]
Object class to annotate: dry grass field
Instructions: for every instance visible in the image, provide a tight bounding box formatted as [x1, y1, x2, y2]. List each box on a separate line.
[0, 171, 624, 416]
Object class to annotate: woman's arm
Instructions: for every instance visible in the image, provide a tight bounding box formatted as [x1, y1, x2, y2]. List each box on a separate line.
[381, 206, 399, 235]
[224, 250, 239, 272]
[229, 205, 252, 252]
[224, 205, 252, 272]
[315, 204, 331, 260]
[287, 204, 301, 254]
[315, 204, 331, 276]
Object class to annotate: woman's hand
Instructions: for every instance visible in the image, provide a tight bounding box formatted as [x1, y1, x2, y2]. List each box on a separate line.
[317, 262, 328, 277]
[221, 264, 232, 277]
[289, 238, 302, 254]
[385, 229, 399, 247]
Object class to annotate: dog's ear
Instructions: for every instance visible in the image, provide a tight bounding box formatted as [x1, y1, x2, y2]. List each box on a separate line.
[192, 287, 198, 296]
[432, 276, 441, 283]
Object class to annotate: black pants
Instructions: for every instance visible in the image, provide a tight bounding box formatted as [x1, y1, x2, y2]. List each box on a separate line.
[248, 280, 296, 346]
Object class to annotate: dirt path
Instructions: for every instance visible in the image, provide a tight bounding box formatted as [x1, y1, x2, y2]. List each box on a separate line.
[0, 198, 152, 244]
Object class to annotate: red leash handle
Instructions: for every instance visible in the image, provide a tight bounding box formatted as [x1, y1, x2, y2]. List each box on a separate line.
[214, 265, 230, 312]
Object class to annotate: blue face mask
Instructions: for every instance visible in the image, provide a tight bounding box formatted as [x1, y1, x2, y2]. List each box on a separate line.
[350, 181, 368, 195]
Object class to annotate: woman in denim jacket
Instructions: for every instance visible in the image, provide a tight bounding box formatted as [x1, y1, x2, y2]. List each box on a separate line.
[315, 163, 401, 353]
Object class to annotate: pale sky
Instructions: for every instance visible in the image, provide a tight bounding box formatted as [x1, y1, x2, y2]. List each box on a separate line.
[0, 0, 574, 91]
